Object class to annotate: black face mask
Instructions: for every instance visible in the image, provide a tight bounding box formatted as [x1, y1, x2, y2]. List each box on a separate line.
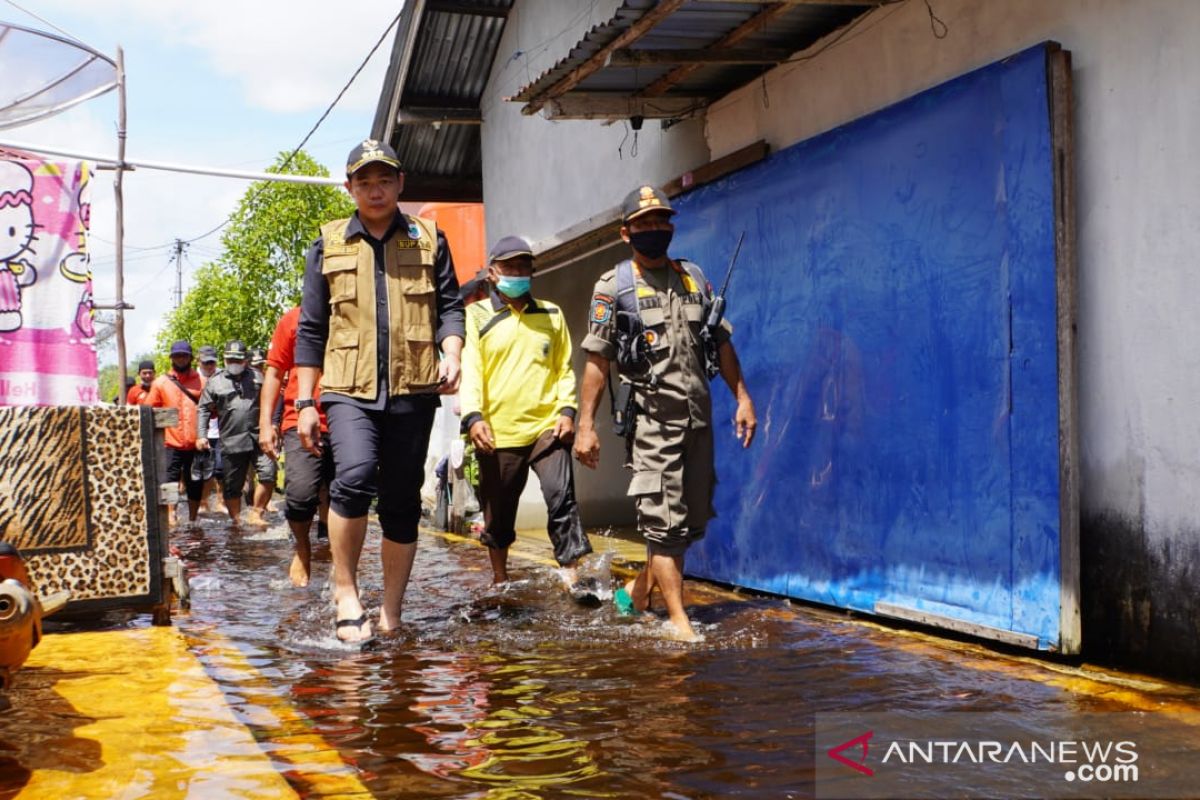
[629, 229, 673, 260]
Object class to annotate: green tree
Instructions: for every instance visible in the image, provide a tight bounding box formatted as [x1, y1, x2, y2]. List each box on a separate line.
[156, 151, 354, 356]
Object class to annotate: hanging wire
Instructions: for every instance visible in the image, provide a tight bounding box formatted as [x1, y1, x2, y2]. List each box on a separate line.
[924, 0, 949, 39]
[1, 0, 86, 44]
[181, 9, 403, 245]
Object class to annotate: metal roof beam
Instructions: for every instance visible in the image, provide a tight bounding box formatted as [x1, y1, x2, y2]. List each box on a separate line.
[401, 94, 480, 111]
[520, 0, 687, 116]
[607, 47, 793, 67]
[425, 0, 510, 17]
[639, 3, 795, 98]
[402, 173, 483, 202]
[541, 92, 709, 121]
[396, 108, 482, 125]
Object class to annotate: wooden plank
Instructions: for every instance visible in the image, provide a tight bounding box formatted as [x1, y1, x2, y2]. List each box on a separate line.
[661, 140, 769, 197]
[152, 407, 178, 430]
[874, 602, 1042, 650]
[542, 92, 710, 121]
[640, 3, 795, 98]
[1049, 44, 1081, 656]
[535, 140, 769, 272]
[607, 47, 793, 67]
[521, 0, 687, 116]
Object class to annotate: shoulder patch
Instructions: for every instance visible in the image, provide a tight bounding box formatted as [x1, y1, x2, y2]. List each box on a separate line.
[591, 294, 614, 324]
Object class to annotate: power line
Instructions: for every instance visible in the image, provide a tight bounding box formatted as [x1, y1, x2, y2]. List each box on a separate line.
[181, 9, 403, 246]
[1, 0, 85, 44]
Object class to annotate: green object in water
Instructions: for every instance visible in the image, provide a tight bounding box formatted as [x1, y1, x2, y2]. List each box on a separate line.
[613, 586, 635, 616]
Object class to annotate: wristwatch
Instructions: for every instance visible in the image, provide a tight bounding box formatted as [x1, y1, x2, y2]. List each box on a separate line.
[295, 398, 316, 411]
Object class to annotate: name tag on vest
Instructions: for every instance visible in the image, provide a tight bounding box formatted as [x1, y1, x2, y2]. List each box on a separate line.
[395, 240, 426, 250]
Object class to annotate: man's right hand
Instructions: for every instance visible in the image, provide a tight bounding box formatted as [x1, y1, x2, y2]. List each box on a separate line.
[469, 419, 496, 454]
[298, 407, 322, 456]
[195, 438, 210, 452]
[573, 426, 600, 469]
[259, 426, 279, 461]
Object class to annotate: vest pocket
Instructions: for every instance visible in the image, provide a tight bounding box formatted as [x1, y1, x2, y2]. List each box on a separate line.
[399, 266, 437, 340]
[323, 255, 358, 303]
[323, 327, 359, 392]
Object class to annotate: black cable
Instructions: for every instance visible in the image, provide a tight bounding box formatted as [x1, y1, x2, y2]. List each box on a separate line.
[182, 9, 403, 245]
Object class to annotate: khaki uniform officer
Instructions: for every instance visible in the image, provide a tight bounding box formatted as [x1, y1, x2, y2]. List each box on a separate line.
[574, 185, 756, 641]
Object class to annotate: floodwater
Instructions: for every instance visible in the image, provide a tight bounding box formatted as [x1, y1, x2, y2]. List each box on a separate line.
[5, 509, 1200, 799]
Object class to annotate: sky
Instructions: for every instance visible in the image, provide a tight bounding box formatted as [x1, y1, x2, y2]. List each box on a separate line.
[1, 0, 404, 363]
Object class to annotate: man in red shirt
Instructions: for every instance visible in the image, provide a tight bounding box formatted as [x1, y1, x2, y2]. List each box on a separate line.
[260, 307, 332, 587]
[125, 359, 155, 405]
[144, 341, 205, 526]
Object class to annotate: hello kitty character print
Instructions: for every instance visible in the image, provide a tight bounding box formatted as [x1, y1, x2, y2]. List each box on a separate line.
[0, 160, 39, 332]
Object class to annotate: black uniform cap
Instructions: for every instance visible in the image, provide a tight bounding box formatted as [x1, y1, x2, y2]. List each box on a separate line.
[621, 185, 676, 223]
[224, 340, 248, 361]
[346, 139, 401, 176]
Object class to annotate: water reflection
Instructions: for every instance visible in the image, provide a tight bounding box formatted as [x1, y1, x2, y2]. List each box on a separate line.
[6, 509, 1196, 800]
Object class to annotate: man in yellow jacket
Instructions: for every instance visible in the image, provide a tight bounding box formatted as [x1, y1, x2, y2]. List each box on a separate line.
[460, 236, 592, 587]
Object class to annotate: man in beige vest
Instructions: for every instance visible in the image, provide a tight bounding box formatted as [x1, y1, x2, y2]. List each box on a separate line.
[295, 139, 465, 643]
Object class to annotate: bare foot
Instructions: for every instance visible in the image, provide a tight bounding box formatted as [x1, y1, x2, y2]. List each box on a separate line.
[334, 596, 372, 642]
[666, 613, 701, 642]
[288, 553, 310, 587]
[245, 509, 268, 527]
[378, 607, 400, 632]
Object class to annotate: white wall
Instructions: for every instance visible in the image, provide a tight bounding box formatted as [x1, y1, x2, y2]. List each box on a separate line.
[481, 0, 710, 249]
[474, 0, 1200, 672]
[706, 0, 1200, 535]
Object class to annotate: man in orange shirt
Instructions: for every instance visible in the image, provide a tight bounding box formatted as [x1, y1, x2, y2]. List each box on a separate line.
[144, 340, 205, 526]
[260, 307, 332, 587]
[125, 359, 155, 405]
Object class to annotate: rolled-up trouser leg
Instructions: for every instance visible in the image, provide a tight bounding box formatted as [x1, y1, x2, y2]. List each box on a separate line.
[325, 403, 382, 521]
[375, 407, 436, 544]
[476, 442, 534, 552]
[529, 431, 592, 566]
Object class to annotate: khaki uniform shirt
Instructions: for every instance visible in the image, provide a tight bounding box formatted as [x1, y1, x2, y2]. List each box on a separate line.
[581, 259, 730, 428]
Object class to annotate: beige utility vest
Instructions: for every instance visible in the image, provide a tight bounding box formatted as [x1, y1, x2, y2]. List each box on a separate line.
[319, 215, 440, 399]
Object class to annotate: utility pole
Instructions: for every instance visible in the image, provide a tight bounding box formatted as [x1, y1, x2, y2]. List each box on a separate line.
[172, 238, 187, 309]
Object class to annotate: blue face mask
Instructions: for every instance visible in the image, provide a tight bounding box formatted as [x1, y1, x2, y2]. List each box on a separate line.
[496, 276, 531, 298]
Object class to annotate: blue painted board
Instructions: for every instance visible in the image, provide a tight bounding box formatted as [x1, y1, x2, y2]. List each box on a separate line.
[674, 44, 1065, 648]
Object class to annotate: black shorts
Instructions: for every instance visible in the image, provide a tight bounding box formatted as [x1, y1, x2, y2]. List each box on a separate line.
[282, 429, 334, 522]
[164, 447, 204, 502]
[221, 448, 276, 499]
[325, 401, 436, 544]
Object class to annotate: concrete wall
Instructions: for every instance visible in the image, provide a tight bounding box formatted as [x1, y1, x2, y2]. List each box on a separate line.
[477, 0, 1200, 677]
[480, 0, 710, 532]
[480, 0, 710, 248]
[704, 0, 1200, 678]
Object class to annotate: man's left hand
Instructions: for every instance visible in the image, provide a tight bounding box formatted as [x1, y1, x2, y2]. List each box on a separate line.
[735, 396, 757, 448]
[438, 355, 461, 394]
[553, 414, 575, 445]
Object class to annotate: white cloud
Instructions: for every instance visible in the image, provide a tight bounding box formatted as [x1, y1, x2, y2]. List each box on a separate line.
[2, 2, 393, 362]
[42, 0, 403, 114]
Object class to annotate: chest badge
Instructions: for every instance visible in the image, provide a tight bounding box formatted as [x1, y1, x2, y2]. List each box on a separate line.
[407, 221, 421, 240]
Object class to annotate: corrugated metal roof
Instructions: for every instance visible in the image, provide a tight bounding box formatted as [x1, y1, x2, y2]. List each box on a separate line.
[513, 1, 873, 111]
[370, 0, 877, 198]
[372, 0, 514, 201]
